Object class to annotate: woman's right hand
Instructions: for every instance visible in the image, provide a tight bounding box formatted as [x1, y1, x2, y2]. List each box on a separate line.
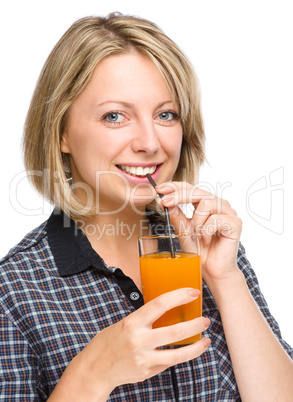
[49, 288, 210, 401]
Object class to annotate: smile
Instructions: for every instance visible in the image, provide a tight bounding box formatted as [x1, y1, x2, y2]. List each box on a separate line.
[117, 165, 158, 177]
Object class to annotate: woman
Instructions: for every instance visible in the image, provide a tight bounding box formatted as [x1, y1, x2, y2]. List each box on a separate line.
[0, 12, 292, 401]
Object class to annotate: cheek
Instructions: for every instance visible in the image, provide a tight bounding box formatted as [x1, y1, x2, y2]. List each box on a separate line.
[64, 125, 109, 166]
[165, 129, 183, 159]
[65, 138, 105, 184]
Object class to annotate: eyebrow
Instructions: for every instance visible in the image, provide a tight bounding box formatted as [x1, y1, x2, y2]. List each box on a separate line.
[96, 100, 175, 110]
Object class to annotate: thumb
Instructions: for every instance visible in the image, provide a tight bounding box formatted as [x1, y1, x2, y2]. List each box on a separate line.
[156, 197, 190, 234]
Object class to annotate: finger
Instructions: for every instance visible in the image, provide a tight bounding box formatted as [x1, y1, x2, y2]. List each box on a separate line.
[150, 316, 210, 348]
[157, 183, 237, 220]
[161, 190, 235, 217]
[199, 214, 242, 240]
[190, 200, 237, 232]
[155, 181, 189, 195]
[194, 197, 237, 216]
[154, 337, 211, 367]
[160, 191, 237, 234]
[155, 198, 192, 233]
[134, 288, 200, 326]
[157, 182, 212, 203]
[193, 198, 237, 217]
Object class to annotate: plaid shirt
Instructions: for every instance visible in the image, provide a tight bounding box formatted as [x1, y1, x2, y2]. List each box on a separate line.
[0, 210, 292, 401]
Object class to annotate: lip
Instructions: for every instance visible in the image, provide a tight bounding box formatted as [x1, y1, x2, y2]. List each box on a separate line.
[117, 162, 161, 167]
[115, 163, 163, 184]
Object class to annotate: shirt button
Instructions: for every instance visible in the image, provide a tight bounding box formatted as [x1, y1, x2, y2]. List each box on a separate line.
[130, 291, 140, 301]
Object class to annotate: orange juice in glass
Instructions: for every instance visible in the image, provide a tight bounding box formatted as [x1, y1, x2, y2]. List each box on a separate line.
[138, 233, 202, 345]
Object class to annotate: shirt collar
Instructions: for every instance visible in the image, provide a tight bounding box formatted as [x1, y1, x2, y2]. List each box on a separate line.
[46, 209, 111, 277]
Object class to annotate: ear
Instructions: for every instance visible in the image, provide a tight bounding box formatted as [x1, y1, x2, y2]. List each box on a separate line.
[60, 132, 71, 154]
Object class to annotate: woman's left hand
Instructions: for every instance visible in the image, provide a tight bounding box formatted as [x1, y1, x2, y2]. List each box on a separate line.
[155, 182, 242, 288]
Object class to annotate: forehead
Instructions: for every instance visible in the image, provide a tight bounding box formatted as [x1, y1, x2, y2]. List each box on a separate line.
[93, 52, 167, 86]
[73, 52, 175, 107]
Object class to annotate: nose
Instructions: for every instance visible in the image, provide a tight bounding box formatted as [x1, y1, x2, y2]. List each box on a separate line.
[131, 119, 160, 154]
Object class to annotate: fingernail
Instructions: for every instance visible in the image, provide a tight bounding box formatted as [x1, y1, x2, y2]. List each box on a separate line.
[155, 184, 169, 191]
[202, 337, 211, 349]
[162, 197, 173, 204]
[203, 317, 210, 328]
[188, 289, 200, 298]
[155, 196, 162, 205]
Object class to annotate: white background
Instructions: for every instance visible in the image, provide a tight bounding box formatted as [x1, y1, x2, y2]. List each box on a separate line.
[0, 1, 292, 346]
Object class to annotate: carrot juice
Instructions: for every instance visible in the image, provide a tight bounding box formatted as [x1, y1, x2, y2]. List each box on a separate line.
[139, 252, 202, 345]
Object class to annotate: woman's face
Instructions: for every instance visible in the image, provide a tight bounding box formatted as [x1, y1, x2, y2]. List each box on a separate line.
[61, 52, 183, 214]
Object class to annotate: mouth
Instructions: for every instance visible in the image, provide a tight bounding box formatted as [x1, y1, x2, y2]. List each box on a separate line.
[116, 164, 161, 178]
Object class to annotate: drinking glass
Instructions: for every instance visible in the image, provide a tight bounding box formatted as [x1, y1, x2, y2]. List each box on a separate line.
[138, 233, 202, 345]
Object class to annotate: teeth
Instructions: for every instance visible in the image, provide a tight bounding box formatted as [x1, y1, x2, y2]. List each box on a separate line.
[136, 167, 144, 176]
[119, 165, 157, 177]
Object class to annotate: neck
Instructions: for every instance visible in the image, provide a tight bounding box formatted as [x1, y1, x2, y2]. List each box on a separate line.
[75, 204, 159, 292]
[76, 205, 152, 248]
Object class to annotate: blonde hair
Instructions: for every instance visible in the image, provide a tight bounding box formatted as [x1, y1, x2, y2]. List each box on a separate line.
[23, 12, 205, 217]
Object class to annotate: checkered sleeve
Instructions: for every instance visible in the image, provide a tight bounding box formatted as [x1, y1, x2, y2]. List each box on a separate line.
[0, 307, 47, 401]
[237, 242, 293, 358]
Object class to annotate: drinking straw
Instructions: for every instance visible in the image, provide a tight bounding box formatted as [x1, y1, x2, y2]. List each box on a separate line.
[146, 174, 176, 258]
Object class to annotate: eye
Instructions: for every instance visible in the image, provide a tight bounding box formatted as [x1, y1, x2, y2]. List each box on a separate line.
[159, 112, 172, 120]
[156, 111, 180, 124]
[101, 111, 129, 126]
[103, 112, 125, 124]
